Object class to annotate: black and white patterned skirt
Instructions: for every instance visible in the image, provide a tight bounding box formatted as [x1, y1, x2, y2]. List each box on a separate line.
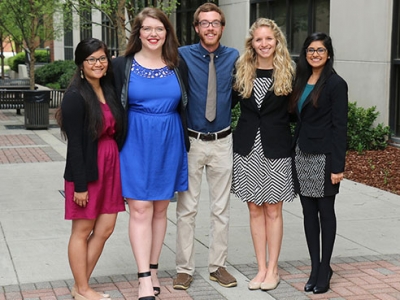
[231, 130, 295, 205]
[294, 144, 327, 198]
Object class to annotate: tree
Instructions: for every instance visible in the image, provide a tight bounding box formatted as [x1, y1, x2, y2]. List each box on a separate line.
[0, 0, 69, 89]
[68, 0, 178, 55]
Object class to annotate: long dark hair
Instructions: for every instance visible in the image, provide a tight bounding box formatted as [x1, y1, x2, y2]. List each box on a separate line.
[56, 38, 123, 141]
[290, 32, 335, 112]
[124, 7, 179, 69]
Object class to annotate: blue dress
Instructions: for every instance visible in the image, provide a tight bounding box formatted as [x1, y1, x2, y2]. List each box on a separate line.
[120, 59, 188, 200]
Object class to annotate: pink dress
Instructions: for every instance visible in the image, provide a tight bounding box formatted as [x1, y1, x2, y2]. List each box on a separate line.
[64, 102, 125, 219]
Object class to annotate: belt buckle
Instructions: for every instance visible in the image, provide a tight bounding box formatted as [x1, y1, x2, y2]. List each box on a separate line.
[203, 132, 216, 141]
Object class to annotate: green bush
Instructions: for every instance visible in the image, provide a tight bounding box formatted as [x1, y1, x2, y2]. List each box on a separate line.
[231, 103, 240, 130]
[35, 50, 51, 63]
[35, 60, 75, 89]
[347, 101, 391, 152]
[7, 50, 51, 72]
[8, 52, 24, 72]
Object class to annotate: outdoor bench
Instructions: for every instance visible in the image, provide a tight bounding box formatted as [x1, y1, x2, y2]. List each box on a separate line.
[0, 89, 26, 114]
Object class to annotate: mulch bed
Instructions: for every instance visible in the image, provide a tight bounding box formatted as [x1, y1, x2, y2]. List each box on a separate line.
[345, 145, 400, 195]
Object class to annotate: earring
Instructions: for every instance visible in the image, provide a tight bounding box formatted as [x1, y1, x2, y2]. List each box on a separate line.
[104, 72, 107, 77]
[80, 69, 84, 79]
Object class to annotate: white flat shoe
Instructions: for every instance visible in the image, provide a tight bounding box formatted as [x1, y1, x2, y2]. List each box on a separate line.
[261, 275, 280, 291]
[71, 286, 110, 299]
[248, 280, 262, 290]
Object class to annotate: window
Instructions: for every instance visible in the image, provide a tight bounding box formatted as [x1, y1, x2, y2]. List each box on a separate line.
[176, 0, 218, 46]
[80, 5, 92, 40]
[102, 12, 118, 57]
[63, 5, 73, 60]
[250, 0, 330, 56]
[390, 0, 400, 136]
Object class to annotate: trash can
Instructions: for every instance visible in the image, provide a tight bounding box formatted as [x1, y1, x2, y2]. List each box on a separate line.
[24, 90, 50, 129]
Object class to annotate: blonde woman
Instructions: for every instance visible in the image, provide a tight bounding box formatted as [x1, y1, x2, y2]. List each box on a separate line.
[231, 18, 295, 291]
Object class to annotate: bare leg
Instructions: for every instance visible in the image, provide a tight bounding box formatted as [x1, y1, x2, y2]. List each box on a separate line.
[247, 202, 267, 284]
[69, 219, 106, 299]
[150, 200, 170, 290]
[263, 201, 283, 283]
[128, 199, 154, 298]
[86, 213, 118, 277]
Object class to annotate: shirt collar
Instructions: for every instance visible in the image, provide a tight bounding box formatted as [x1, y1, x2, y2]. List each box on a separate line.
[197, 42, 222, 58]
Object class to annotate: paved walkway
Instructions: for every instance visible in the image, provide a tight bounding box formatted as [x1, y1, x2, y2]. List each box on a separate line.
[0, 109, 400, 300]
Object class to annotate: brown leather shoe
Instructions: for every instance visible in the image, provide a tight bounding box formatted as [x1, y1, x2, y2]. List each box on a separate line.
[209, 267, 237, 288]
[173, 273, 193, 290]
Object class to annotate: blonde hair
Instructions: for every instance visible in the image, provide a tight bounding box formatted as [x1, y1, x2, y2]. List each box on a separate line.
[234, 18, 294, 98]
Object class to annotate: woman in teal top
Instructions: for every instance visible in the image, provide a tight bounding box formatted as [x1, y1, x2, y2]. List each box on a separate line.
[290, 32, 348, 295]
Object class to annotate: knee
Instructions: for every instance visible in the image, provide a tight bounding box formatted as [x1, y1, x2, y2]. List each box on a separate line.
[93, 225, 115, 241]
[264, 204, 282, 220]
[129, 202, 152, 221]
[153, 207, 168, 220]
[248, 204, 263, 219]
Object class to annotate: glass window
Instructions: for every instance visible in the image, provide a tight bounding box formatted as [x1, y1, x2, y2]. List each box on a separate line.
[102, 13, 118, 57]
[250, 0, 330, 55]
[390, 0, 400, 135]
[315, 0, 330, 34]
[290, 1, 308, 54]
[80, 7, 92, 40]
[63, 5, 73, 60]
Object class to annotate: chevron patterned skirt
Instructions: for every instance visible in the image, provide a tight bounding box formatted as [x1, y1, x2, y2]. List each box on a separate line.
[294, 144, 326, 198]
[231, 130, 295, 205]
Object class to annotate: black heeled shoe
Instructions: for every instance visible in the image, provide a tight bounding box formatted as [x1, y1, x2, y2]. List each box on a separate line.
[304, 276, 317, 292]
[138, 271, 156, 300]
[313, 267, 333, 294]
[150, 263, 161, 296]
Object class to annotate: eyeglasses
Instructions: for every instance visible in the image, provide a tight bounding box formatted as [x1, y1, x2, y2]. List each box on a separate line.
[306, 47, 327, 55]
[85, 56, 108, 65]
[197, 20, 222, 28]
[141, 26, 166, 34]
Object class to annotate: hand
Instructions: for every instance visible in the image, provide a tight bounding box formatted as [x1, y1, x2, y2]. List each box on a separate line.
[74, 191, 88, 207]
[331, 172, 344, 185]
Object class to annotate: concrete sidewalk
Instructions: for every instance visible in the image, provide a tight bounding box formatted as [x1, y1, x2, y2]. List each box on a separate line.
[0, 108, 400, 300]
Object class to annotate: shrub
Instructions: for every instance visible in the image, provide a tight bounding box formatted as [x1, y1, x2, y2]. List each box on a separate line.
[35, 60, 75, 89]
[35, 50, 51, 63]
[347, 101, 391, 152]
[7, 50, 50, 72]
[231, 103, 240, 130]
[8, 52, 24, 72]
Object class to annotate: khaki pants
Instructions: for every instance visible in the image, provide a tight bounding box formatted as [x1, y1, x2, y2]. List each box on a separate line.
[176, 133, 233, 275]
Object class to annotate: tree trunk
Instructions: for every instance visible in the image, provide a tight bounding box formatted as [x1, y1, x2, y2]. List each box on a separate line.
[29, 48, 35, 90]
[117, 0, 126, 55]
[0, 32, 4, 79]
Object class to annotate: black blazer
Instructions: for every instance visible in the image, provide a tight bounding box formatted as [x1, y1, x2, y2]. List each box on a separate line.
[112, 55, 190, 151]
[232, 82, 292, 159]
[61, 88, 98, 192]
[293, 73, 348, 174]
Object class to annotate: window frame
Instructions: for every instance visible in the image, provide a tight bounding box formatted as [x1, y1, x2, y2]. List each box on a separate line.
[249, 0, 330, 58]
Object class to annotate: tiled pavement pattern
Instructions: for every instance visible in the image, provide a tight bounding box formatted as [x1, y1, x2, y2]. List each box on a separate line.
[0, 110, 64, 164]
[0, 134, 64, 164]
[237, 256, 400, 300]
[1, 256, 400, 300]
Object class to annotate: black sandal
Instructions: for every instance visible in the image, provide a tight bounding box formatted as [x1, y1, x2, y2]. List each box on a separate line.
[138, 271, 155, 300]
[150, 263, 161, 296]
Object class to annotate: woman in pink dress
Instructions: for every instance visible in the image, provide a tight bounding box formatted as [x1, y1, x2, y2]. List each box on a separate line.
[56, 38, 125, 300]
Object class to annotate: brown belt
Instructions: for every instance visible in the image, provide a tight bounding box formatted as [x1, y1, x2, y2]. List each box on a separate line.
[188, 128, 231, 141]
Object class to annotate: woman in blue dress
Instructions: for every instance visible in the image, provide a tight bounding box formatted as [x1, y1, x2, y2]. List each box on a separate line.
[113, 7, 189, 300]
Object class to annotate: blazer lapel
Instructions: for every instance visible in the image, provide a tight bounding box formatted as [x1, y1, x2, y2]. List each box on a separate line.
[259, 91, 273, 114]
